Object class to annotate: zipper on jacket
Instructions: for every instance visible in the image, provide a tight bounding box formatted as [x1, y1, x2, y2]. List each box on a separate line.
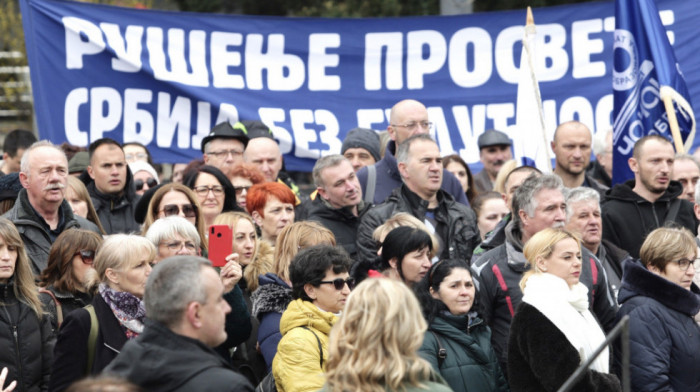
[3, 304, 25, 392]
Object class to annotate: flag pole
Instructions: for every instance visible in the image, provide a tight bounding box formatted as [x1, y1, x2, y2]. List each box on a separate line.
[661, 93, 685, 153]
[525, 6, 552, 168]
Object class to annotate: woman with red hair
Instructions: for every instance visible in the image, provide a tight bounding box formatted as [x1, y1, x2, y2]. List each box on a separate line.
[230, 163, 266, 211]
[246, 182, 296, 246]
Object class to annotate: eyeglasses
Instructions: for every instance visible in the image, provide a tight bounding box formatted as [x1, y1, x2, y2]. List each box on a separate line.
[233, 185, 251, 195]
[75, 249, 95, 265]
[207, 149, 243, 159]
[319, 277, 355, 290]
[160, 204, 197, 218]
[134, 178, 158, 191]
[160, 240, 197, 252]
[672, 258, 700, 272]
[390, 121, 433, 131]
[193, 185, 224, 196]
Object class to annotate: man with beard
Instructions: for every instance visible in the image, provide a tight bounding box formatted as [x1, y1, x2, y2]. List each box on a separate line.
[473, 129, 513, 193]
[551, 121, 607, 196]
[3, 141, 101, 274]
[565, 187, 630, 299]
[602, 135, 697, 258]
[306, 155, 370, 260]
[472, 174, 617, 375]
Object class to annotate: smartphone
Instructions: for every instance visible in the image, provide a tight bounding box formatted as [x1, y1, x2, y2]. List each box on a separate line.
[208, 225, 233, 267]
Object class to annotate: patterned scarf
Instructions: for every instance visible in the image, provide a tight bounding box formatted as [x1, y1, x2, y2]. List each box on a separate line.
[99, 283, 146, 339]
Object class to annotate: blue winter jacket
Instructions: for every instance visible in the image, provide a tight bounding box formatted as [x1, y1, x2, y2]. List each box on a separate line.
[250, 273, 293, 371]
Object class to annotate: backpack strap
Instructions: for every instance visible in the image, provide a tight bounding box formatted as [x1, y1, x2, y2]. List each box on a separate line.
[364, 165, 376, 204]
[665, 199, 682, 223]
[39, 288, 63, 326]
[85, 305, 99, 375]
[299, 326, 324, 368]
[429, 331, 447, 368]
[491, 264, 514, 317]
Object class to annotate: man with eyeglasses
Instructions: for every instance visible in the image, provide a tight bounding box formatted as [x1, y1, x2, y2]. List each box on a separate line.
[80, 138, 140, 234]
[202, 121, 250, 179]
[356, 99, 469, 206]
[473, 129, 513, 193]
[4, 141, 101, 275]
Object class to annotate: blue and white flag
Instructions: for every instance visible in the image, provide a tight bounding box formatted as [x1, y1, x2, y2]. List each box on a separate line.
[612, 0, 696, 184]
[511, 9, 552, 173]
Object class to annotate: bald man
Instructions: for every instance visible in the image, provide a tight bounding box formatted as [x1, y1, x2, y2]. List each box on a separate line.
[551, 121, 607, 196]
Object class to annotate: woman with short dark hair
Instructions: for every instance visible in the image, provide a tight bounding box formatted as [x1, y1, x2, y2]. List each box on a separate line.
[379, 226, 433, 287]
[272, 245, 353, 392]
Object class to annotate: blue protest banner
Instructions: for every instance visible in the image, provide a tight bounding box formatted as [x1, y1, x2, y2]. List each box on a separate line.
[20, 0, 700, 172]
[613, 0, 695, 184]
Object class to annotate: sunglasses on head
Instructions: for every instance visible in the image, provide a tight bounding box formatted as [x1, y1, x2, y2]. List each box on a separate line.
[75, 249, 95, 265]
[319, 277, 356, 290]
[160, 204, 197, 218]
[134, 178, 158, 191]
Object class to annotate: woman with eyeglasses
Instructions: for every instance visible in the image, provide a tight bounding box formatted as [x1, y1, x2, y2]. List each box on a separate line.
[183, 165, 241, 232]
[230, 163, 265, 211]
[272, 245, 353, 392]
[141, 183, 208, 252]
[508, 228, 619, 392]
[128, 161, 160, 196]
[252, 221, 336, 371]
[50, 234, 156, 392]
[378, 226, 433, 288]
[0, 218, 54, 392]
[614, 227, 700, 392]
[415, 259, 508, 392]
[65, 176, 106, 234]
[38, 229, 103, 331]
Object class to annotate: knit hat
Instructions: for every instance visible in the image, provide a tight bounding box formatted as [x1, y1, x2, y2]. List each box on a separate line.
[128, 161, 160, 184]
[201, 121, 250, 153]
[341, 128, 381, 162]
[68, 151, 89, 175]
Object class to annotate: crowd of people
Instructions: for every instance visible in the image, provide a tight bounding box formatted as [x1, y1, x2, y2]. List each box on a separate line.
[0, 97, 698, 392]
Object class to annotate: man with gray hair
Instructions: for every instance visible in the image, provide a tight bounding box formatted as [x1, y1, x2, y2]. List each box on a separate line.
[587, 128, 613, 187]
[3, 141, 100, 274]
[306, 155, 370, 260]
[105, 256, 254, 392]
[565, 187, 629, 297]
[472, 174, 617, 374]
[672, 153, 700, 202]
[356, 134, 480, 264]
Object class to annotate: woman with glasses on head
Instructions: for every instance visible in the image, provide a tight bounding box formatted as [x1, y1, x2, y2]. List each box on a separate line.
[272, 245, 353, 392]
[50, 234, 156, 392]
[614, 227, 700, 392]
[230, 163, 265, 211]
[183, 165, 241, 232]
[416, 259, 508, 392]
[65, 176, 106, 234]
[508, 228, 619, 392]
[322, 278, 451, 392]
[0, 218, 54, 392]
[38, 229, 103, 331]
[141, 183, 207, 252]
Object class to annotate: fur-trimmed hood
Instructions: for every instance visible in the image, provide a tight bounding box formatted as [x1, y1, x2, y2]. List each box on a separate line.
[618, 259, 700, 317]
[250, 273, 292, 319]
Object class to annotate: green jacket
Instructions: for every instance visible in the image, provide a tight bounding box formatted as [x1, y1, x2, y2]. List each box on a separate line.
[419, 313, 509, 392]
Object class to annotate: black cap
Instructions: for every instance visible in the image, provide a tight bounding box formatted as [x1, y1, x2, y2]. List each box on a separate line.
[201, 121, 250, 153]
[478, 129, 511, 149]
[240, 120, 274, 139]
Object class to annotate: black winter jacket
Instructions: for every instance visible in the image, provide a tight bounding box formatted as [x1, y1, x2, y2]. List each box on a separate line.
[472, 222, 618, 374]
[79, 169, 140, 235]
[0, 281, 54, 392]
[614, 260, 700, 392]
[38, 286, 92, 332]
[356, 185, 480, 266]
[508, 302, 621, 392]
[601, 180, 697, 258]
[49, 294, 128, 392]
[2, 189, 101, 275]
[306, 197, 370, 261]
[105, 319, 253, 392]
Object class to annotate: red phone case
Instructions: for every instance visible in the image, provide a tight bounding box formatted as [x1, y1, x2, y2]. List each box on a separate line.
[208, 225, 233, 267]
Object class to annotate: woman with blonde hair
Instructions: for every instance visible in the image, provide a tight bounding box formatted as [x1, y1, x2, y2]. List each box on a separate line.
[65, 176, 106, 234]
[508, 228, 620, 392]
[0, 218, 53, 392]
[141, 183, 207, 251]
[50, 235, 156, 392]
[321, 278, 450, 392]
[251, 221, 336, 370]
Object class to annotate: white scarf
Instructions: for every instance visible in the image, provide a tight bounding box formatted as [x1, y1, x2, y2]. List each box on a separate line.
[522, 273, 609, 373]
